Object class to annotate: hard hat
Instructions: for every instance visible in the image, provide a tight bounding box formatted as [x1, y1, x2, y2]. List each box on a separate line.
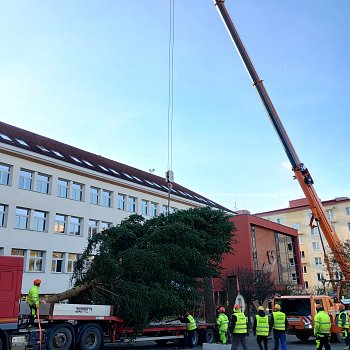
[274, 304, 281, 310]
[33, 279, 41, 285]
[339, 303, 345, 310]
[218, 307, 226, 313]
[233, 304, 241, 312]
[258, 306, 265, 311]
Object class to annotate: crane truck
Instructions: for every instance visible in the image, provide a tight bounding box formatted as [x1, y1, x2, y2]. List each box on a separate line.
[213, 0, 349, 342]
[0, 256, 216, 350]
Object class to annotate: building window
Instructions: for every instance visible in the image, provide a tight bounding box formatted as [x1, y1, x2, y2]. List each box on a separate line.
[71, 182, 83, 201]
[0, 163, 11, 185]
[326, 209, 334, 221]
[31, 210, 47, 232]
[51, 252, 64, 273]
[0, 204, 7, 227]
[289, 258, 295, 266]
[315, 257, 322, 266]
[304, 281, 309, 289]
[291, 223, 301, 230]
[28, 250, 44, 272]
[11, 248, 25, 256]
[57, 179, 69, 198]
[300, 251, 305, 259]
[36, 173, 50, 194]
[302, 265, 307, 274]
[141, 200, 149, 216]
[317, 272, 325, 281]
[162, 206, 176, 215]
[15, 207, 29, 230]
[150, 202, 158, 217]
[88, 220, 98, 238]
[127, 196, 137, 213]
[311, 227, 318, 235]
[67, 253, 79, 273]
[69, 216, 82, 236]
[298, 237, 303, 244]
[312, 242, 321, 251]
[54, 214, 66, 234]
[118, 194, 126, 210]
[101, 222, 112, 231]
[287, 243, 293, 252]
[90, 187, 99, 205]
[291, 273, 297, 282]
[346, 207, 350, 215]
[19, 169, 33, 190]
[102, 190, 112, 207]
[276, 218, 283, 224]
[348, 223, 350, 231]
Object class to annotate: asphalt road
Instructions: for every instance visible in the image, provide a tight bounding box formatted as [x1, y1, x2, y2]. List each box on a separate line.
[105, 334, 347, 350]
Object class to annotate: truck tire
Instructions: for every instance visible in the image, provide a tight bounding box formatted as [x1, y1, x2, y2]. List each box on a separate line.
[191, 331, 199, 347]
[202, 329, 215, 344]
[155, 340, 168, 346]
[79, 325, 103, 350]
[331, 332, 344, 343]
[296, 333, 310, 342]
[46, 325, 73, 350]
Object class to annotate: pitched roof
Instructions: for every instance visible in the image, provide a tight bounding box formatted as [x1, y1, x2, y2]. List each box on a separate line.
[0, 121, 234, 213]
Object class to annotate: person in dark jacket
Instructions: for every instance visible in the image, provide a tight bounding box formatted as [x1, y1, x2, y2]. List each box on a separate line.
[253, 306, 271, 350]
[230, 304, 248, 350]
[270, 304, 288, 350]
[178, 311, 197, 348]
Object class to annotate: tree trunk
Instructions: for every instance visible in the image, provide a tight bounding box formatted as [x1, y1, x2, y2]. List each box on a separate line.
[203, 277, 216, 323]
[46, 278, 102, 303]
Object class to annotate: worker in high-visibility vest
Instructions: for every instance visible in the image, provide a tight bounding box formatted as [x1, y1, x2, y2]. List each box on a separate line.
[271, 304, 288, 350]
[314, 304, 331, 350]
[230, 304, 248, 350]
[27, 279, 41, 327]
[178, 311, 197, 348]
[216, 306, 229, 344]
[253, 306, 270, 350]
[337, 303, 349, 349]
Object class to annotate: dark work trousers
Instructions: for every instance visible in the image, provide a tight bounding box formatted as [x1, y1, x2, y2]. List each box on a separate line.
[273, 330, 287, 350]
[231, 333, 248, 350]
[183, 329, 195, 348]
[256, 335, 268, 350]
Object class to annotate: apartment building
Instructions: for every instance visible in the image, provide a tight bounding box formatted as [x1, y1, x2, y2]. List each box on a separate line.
[0, 121, 233, 294]
[256, 197, 350, 291]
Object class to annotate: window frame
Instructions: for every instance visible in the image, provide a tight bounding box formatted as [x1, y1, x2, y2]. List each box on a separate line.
[0, 163, 11, 186]
[19, 169, 33, 190]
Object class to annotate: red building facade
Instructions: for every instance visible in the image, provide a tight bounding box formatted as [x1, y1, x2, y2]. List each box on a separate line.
[214, 213, 303, 292]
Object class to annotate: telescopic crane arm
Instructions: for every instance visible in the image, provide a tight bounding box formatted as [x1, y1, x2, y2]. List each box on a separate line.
[213, 0, 350, 286]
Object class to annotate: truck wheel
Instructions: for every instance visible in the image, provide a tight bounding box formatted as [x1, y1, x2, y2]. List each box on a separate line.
[202, 329, 215, 343]
[155, 340, 168, 346]
[47, 325, 73, 350]
[331, 332, 344, 343]
[79, 325, 103, 350]
[191, 331, 199, 347]
[296, 333, 310, 342]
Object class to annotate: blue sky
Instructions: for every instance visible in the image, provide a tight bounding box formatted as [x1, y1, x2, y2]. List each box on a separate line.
[0, 1, 349, 213]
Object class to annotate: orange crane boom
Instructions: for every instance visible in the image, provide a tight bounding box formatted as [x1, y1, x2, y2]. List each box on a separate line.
[213, 0, 350, 289]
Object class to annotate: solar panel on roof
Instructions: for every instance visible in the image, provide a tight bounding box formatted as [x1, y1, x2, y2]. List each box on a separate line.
[16, 138, 29, 146]
[98, 165, 109, 172]
[69, 156, 82, 163]
[37, 145, 50, 152]
[52, 150, 64, 157]
[0, 133, 12, 141]
[122, 172, 133, 179]
[109, 168, 120, 175]
[82, 160, 93, 167]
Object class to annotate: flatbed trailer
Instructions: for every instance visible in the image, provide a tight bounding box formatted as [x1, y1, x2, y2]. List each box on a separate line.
[0, 256, 216, 350]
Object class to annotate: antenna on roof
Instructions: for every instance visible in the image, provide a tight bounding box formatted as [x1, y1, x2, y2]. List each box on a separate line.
[149, 169, 155, 174]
